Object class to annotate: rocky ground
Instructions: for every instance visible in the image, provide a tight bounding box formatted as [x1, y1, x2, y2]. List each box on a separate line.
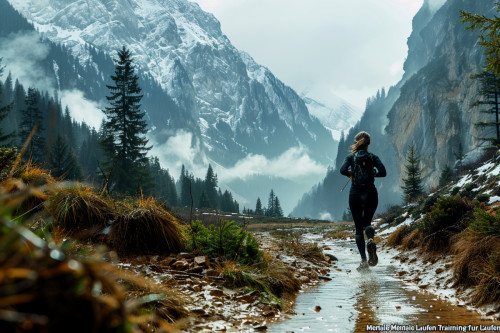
[115, 231, 336, 332]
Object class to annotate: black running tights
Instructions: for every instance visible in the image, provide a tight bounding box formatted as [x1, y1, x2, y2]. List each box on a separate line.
[349, 188, 378, 260]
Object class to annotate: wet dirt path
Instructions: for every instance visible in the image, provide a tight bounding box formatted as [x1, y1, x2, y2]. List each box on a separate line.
[268, 236, 499, 333]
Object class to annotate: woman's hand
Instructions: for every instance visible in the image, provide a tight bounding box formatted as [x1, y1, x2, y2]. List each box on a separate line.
[347, 170, 352, 178]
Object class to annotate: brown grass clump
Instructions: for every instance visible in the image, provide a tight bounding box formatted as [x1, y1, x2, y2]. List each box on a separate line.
[259, 259, 301, 299]
[110, 197, 185, 255]
[47, 185, 114, 236]
[400, 229, 422, 250]
[327, 230, 353, 240]
[451, 229, 500, 305]
[386, 225, 410, 247]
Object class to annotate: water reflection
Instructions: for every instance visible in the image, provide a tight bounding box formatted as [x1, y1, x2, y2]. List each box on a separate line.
[268, 238, 498, 333]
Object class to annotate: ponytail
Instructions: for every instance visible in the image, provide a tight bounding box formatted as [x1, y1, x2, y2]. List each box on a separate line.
[350, 131, 371, 154]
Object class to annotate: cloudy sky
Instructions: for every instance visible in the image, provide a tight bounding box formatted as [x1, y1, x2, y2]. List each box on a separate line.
[191, 0, 423, 110]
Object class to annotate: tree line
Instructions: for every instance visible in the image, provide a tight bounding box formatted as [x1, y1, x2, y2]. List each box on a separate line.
[0, 47, 239, 212]
[242, 189, 284, 217]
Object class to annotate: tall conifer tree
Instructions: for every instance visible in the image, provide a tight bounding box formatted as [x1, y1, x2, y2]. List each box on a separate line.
[401, 143, 423, 202]
[0, 60, 11, 143]
[20, 87, 45, 162]
[100, 46, 151, 194]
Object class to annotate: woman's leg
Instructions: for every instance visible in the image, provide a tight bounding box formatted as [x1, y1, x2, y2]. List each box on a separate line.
[349, 190, 366, 260]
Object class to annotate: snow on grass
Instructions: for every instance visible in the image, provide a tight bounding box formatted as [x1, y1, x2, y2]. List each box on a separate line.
[476, 162, 495, 174]
[455, 174, 472, 188]
[378, 217, 415, 235]
[490, 163, 500, 176]
[488, 196, 500, 204]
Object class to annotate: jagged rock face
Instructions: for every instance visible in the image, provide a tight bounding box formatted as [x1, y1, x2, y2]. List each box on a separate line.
[386, 0, 492, 189]
[8, 0, 336, 166]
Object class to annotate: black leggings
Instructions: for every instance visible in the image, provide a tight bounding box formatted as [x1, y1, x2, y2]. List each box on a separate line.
[349, 187, 378, 260]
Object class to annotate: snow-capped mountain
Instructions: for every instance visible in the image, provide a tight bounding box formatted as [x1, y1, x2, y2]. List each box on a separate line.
[8, 0, 337, 167]
[302, 95, 362, 141]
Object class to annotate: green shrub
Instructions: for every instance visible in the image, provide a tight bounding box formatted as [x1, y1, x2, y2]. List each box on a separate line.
[419, 196, 471, 235]
[476, 193, 490, 203]
[417, 196, 472, 253]
[451, 187, 460, 195]
[186, 220, 262, 264]
[469, 209, 500, 236]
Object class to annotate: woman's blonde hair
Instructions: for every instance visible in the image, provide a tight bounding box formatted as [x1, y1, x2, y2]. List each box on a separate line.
[350, 131, 371, 153]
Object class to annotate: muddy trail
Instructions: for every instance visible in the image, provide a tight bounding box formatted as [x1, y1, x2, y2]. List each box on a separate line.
[268, 235, 499, 333]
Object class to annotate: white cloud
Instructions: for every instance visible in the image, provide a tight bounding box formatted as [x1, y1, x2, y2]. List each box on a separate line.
[0, 31, 53, 90]
[148, 130, 208, 179]
[60, 90, 104, 129]
[319, 211, 333, 221]
[217, 146, 325, 183]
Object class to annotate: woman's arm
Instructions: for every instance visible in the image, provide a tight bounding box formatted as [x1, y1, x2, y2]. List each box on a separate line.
[339, 155, 352, 177]
[373, 155, 386, 177]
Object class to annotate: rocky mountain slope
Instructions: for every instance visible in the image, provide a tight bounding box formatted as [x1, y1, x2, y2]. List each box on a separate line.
[7, 0, 337, 167]
[292, 0, 494, 219]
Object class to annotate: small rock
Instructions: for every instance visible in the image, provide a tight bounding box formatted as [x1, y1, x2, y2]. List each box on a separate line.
[210, 289, 225, 297]
[396, 306, 401, 310]
[435, 268, 444, 274]
[194, 255, 210, 267]
[192, 308, 206, 315]
[325, 254, 338, 262]
[160, 257, 177, 266]
[263, 311, 275, 317]
[314, 305, 321, 312]
[206, 269, 221, 278]
[187, 266, 204, 274]
[178, 252, 195, 259]
[193, 285, 202, 293]
[172, 260, 189, 271]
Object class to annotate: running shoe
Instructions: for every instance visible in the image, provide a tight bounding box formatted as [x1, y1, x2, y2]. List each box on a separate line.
[356, 261, 369, 272]
[367, 239, 378, 266]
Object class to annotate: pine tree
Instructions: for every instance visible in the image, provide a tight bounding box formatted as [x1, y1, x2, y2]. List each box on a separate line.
[0, 60, 11, 144]
[255, 197, 263, 215]
[180, 165, 192, 207]
[266, 189, 276, 217]
[48, 134, 82, 179]
[472, 71, 500, 148]
[454, 142, 465, 174]
[19, 87, 45, 162]
[100, 46, 151, 194]
[439, 165, 454, 187]
[401, 143, 423, 202]
[274, 196, 283, 217]
[204, 164, 218, 208]
[198, 190, 210, 209]
[460, 6, 500, 76]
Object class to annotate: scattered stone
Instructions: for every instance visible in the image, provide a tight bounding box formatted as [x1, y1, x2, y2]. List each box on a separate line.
[161, 257, 177, 266]
[194, 255, 210, 267]
[325, 254, 338, 262]
[206, 269, 221, 278]
[263, 311, 275, 317]
[178, 252, 195, 259]
[314, 305, 321, 312]
[172, 260, 189, 271]
[192, 308, 206, 315]
[419, 284, 429, 289]
[318, 276, 332, 281]
[210, 289, 225, 297]
[254, 322, 268, 330]
[193, 285, 202, 293]
[187, 266, 204, 274]
[298, 276, 310, 284]
[396, 306, 401, 310]
[435, 268, 444, 274]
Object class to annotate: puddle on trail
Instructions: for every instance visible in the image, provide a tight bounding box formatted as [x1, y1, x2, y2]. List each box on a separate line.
[269, 237, 498, 333]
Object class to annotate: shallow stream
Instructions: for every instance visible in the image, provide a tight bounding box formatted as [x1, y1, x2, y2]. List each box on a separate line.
[268, 235, 499, 333]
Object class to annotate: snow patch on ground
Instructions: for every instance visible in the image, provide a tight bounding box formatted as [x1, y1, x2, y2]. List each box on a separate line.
[379, 217, 415, 235]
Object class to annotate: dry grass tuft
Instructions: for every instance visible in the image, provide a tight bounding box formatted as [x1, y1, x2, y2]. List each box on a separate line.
[110, 197, 185, 255]
[327, 230, 353, 240]
[259, 259, 301, 299]
[386, 225, 410, 247]
[401, 229, 422, 250]
[451, 229, 500, 305]
[47, 185, 113, 236]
